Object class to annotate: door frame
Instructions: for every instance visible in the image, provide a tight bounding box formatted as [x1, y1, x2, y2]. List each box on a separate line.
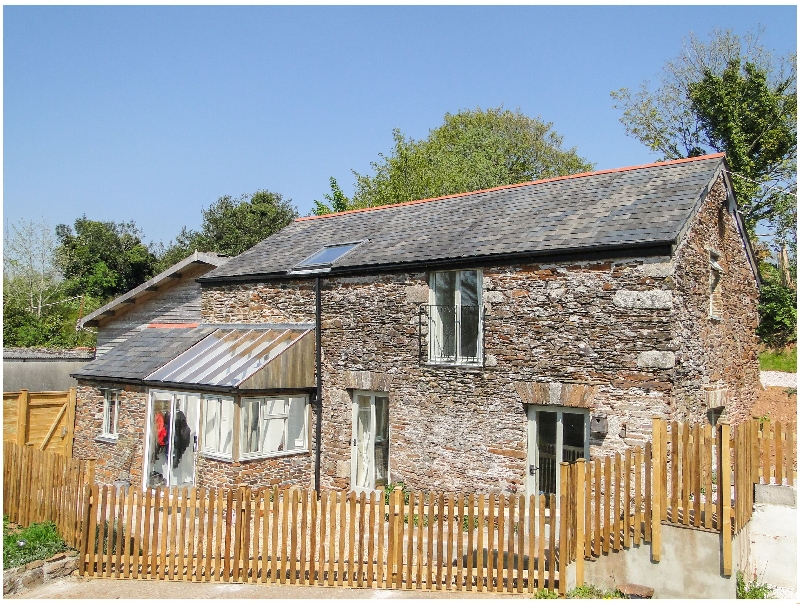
[143, 389, 201, 491]
[526, 405, 590, 501]
[350, 390, 390, 493]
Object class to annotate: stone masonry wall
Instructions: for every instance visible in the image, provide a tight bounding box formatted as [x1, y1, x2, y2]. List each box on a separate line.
[73, 383, 148, 487]
[670, 176, 761, 424]
[202, 256, 683, 495]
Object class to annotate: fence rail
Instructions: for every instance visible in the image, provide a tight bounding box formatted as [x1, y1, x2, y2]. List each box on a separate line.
[3, 417, 795, 591]
[76, 484, 575, 593]
[3, 442, 94, 546]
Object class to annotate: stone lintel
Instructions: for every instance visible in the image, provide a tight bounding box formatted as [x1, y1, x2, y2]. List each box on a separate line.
[515, 381, 597, 408]
[343, 370, 391, 392]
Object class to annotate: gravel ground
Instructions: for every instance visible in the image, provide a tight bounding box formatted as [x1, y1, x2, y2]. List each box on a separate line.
[760, 371, 797, 388]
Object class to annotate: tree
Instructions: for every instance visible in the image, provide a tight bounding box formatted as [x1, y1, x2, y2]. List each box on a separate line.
[155, 190, 298, 271]
[3, 218, 62, 318]
[610, 28, 797, 246]
[55, 217, 158, 300]
[757, 263, 797, 348]
[312, 107, 593, 214]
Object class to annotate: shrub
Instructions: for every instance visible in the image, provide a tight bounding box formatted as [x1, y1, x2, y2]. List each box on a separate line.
[567, 584, 627, 598]
[736, 571, 774, 599]
[532, 588, 560, 598]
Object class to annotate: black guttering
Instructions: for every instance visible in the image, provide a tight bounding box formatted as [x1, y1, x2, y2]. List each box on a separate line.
[314, 277, 323, 493]
[197, 240, 676, 285]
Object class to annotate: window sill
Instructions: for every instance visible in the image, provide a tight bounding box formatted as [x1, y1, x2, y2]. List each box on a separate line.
[95, 434, 118, 444]
[709, 315, 723, 323]
[239, 449, 310, 462]
[201, 451, 233, 463]
[423, 361, 484, 371]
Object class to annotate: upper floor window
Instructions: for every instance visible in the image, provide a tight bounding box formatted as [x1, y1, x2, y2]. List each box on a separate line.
[428, 270, 482, 365]
[101, 389, 120, 438]
[709, 251, 723, 319]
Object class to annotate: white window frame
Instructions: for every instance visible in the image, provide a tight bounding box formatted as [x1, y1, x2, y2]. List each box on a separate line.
[239, 395, 309, 461]
[709, 250, 724, 320]
[201, 395, 235, 461]
[98, 389, 120, 441]
[428, 269, 483, 365]
[351, 391, 390, 493]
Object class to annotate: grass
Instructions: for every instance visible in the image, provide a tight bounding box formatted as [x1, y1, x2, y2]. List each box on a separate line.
[566, 584, 628, 599]
[736, 571, 774, 599]
[758, 348, 797, 372]
[3, 516, 69, 570]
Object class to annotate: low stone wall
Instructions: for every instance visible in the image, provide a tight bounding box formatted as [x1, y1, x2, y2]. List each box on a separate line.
[2, 552, 78, 596]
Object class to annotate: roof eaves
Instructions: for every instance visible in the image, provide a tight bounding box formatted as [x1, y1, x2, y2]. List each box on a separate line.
[80, 251, 226, 327]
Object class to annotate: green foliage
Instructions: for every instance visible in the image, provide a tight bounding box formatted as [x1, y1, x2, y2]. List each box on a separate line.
[313, 177, 352, 216]
[93, 519, 134, 556]
[757, 264, 797, 348]
[313, 107, 593, 215]
[155, 190, 297, 271]
[55, 216, 157, 300]
[3, 519, 68, 570]
[611, 28, 796, 246]
[567, 584, 627, 599]
[532, 588, 561, 598]
[759, 347, 797, 372]
[736, 571, 774, 598]
[688, 59, 797, 239]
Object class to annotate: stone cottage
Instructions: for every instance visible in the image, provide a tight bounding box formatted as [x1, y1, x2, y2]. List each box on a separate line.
[72, 153, 761, 499]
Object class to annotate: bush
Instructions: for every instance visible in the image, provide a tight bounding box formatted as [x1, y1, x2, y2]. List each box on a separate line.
[3, 517, 69, 569]
[736, 571, 774, 599]
[757, 279, 797, 349]
[533, 588, 560, 598]
[567, 584, 627, 598]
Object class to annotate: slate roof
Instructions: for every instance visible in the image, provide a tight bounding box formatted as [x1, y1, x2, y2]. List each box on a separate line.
[72, 325, 215, 383]
[200, 154, 728, 283]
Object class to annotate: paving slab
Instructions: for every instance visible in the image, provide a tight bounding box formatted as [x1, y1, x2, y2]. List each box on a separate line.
[10, 575, 524, 599]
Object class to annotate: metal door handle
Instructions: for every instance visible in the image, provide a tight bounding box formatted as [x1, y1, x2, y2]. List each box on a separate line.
[529, 465, 537, 476]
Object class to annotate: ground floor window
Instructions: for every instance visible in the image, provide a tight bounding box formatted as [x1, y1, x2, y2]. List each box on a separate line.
[351, 392, 390, 492]
[526, 405, 589, 499]
[101, 389, 120, 438]
[240, 396, 308, 459]
[144, 390, 310, 489]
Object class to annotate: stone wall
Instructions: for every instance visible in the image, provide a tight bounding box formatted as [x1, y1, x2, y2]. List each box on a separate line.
[671, 176, 761, 424]
[3, 552, 78, 596]
[73, 383, 148, 487]
[202, 257, 684, 495]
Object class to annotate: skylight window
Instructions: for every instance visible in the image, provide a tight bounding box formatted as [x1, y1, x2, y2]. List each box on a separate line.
[297, 242, 361, 267]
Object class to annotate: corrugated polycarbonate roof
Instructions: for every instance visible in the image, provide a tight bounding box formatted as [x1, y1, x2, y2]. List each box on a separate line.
[146, 326, 313, 388]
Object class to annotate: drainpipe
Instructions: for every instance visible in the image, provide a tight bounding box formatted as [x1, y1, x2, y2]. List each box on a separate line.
[314, 276, 323, 493]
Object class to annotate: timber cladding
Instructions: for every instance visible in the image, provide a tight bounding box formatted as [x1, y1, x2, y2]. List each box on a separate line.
[3, 388, 77, 456]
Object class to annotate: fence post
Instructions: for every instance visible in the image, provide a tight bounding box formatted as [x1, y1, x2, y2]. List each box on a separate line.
[558, 462, 569, 596]
[66, 388, 77, 458]
[16, 389, 29, 446]
[575, 458, 585, 587]
[718, 422, 732, 576]
[650, 418, 662, 562]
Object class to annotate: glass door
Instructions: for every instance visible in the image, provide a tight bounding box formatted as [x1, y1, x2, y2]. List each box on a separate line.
[526, 406, 589, 500]
[351, 392, 390, 492]
[145, 391, 200, 490]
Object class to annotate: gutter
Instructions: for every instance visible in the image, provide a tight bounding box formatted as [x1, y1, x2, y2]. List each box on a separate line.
[197, 240, 676, 285]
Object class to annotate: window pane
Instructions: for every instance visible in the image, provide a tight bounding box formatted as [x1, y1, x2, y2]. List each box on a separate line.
[460, 304, 480, 360]
[374, 397, 389, 487]
[432, 272, 456, 360]
[219, 398, 233, 456]
[203, 399, 219, 452]
[241, 399, 260, 455]
[265, 398, 287, 417]
[287, 397, 306, 449]
[537, 411, 558, 495]
[103, 392, 111, 434]
[298, 243, 358, 267]
[355, 399, 371, 489]
[459, 271, 478, 306]
[261, 417, 286, 452]
[562, 413, 586, 463]
[148, 394, 172, 488]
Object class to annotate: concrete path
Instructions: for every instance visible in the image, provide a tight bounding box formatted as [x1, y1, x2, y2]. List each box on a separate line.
[11, 575, 522, 599]
[760, 371, 797, 388]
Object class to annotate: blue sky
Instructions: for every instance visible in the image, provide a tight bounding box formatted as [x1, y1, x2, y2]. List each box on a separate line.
[4, 6, 797, 247]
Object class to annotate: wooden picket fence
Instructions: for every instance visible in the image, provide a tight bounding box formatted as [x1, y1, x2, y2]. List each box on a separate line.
[76, 481, 579, 594]
[3, 441, 94, 546]
[756, 419, 796, 487]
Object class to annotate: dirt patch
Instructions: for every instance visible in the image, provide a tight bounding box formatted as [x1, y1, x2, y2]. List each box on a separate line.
[753, 386, 797, 424]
